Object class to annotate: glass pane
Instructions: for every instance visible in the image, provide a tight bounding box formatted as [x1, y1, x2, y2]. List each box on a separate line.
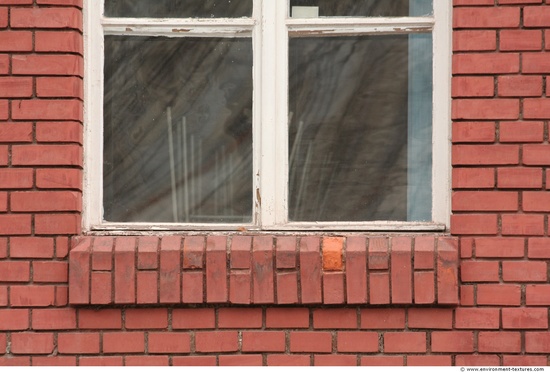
[105, 0, 252, 18]
[104, 36, 253, 223]
[288, 34, 432, 222]
[290, 0, 433, 17]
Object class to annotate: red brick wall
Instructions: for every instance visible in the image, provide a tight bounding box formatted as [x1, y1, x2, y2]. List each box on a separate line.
[0, 0, 549, 366]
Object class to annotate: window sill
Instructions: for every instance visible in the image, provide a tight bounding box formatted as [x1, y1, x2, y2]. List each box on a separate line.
[68, 234, 458, 306]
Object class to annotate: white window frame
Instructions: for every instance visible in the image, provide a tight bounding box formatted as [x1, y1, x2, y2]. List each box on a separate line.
[83, 0, 451, 232]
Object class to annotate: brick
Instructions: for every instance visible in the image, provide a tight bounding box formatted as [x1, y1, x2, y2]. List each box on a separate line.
[0, 309, 28, 330]
[500, 30, 542, 51]
[453, 99, 519, 120]
[55, 285, 68, 306]
[361, 308, 405, 329]
[453, 168, 494, 189]
[10, 285, 55, 307]
[56, 237, 69, 259]
[230, 235, 251, 269]
[502, 308, 548, 329]
[275, 236, 296, 268]
[275, 271, 298, 304]
[78, 309, 122, 329]
[35, 214, 80, 235]
[10, 237, 54, 259]
[266, 308, 309, 329]
[0, 7, 5, 28]
[498, 167, 542, 189]
[12, 54, 83, 77]
[299, 236, 322, 303]
[390, 237, 412, 304]
[455, 308, 500, 329]
[414, 271, 435, 304]
[369, 272, 390, 304]
[524, 6, 550, 27]
[58, 333, 99, 354]
[11, 7, 81, 29]
[408, 309, 452, 329]
[529, 238, 550, 259]
[183, 236, 204, 269]
[524, 98, 550, 119]
[499, 76, 543, 98]
[32, 308, 75, 330]
[432, 331, 474, 353]
[11, 191, 81, 212]
[476, 238, 525, 258]
[114, 237, 136, 304]
[453, 54, 519, 75]
[361, 356, 404, 366]
[477, 284, 521, 306]
[453, 145, 519, 166]
[525, 332, 550, 353]
[323, 272, 344, 304]
[0, 215, 32, 235]
[452, 122, 495, 143]
[36, 168, 82, 189]
[32, 357, 76, 366]
[384, 333, 426, 353]
[503, 356, 548, 366]
[0, 123, 33, 143]
[337, 331, 379, 352]
[219, 308, 262, 329]
[195, 331, 238, 353]
[498, 0, 543, 3]
[242, 331, 285, 352]
[12, 99, 82, 121]
[148, 332, 191, 353]
[125, 308, 168, 329]
[252, 235, 274, 303]
[219, 355, 263, 366]
[501, 214, 544, 236]
[368, 237, 389, 269]
[313, 308, 356, 329]
[37, 76, 83, 101]
[479, 332, 521, 353]
[35, 31, 83, 54]
[0, 55, 7, 74]
[11, 333, 54, 355]
[346, 236, 367, 303]
[0, 31, 32, 52]
[0, 168, 33, 189]
[523, 53, 550, 74]
[453, 30, 496, 51]
[407, 356, 451, 366]
[450, 214, 498, 235]
[12, 145, 81, 166]
[137, 237, 157, 269]
[172, 356, 217, 366]
[455, 355, 500, 366]
[0, 261, 30, 282]
[290, 332, 332, 353]
[181, 271, 203, 303]
[524, 144, 550, 165]
[92, 236, 113, 270]
[452, 77, 494, 98]
[172, 308, 215, 329]
[90, 272, 110, 305]
[0, 102, 6, 121]
[206, 236, 227, 303]
[267, 355, 310, 366]
[36, 122, 82, 143]
[453, 7, 520, 28]
[79, 357, 123, 366]
[322, 236, 343, 270]
[0, 285, 6, 305]
[502, 261, 547, 282]
[36, 0, 83, 6]
[125, 356, 169, 366]
[136, 271, 157, 304]
[103, 332, 145, 353]
[461, 261, 499, 282]
[314, 355, 356, 366]
[453, 191, 517, 212]
[0, 77, 32, 97]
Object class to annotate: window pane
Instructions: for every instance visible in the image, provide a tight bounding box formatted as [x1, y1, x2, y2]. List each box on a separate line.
[288, 34, 432, 222]
[290, 0, 432, 17]
[104, 36, 253, 223]
[105, 0, 252, 18]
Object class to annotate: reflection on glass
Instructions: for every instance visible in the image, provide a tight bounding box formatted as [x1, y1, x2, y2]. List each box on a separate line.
[289, 34, 432, 222]
[104, 36, 253, 223]
[290, 0, 433, 17]
[105, 0, 252, 18]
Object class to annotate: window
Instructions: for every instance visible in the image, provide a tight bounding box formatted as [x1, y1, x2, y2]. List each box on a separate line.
[84, 0, 451, 231]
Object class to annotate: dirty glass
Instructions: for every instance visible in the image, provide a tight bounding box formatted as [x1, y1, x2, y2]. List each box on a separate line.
[288, 34, 433, 222]
[289, 0, 432, 17]
[105, 0, 252, 18]
[103, 36, 253, 223]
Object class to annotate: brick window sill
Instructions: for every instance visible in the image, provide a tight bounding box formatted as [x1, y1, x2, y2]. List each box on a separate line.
[68, 234, 458, 306]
